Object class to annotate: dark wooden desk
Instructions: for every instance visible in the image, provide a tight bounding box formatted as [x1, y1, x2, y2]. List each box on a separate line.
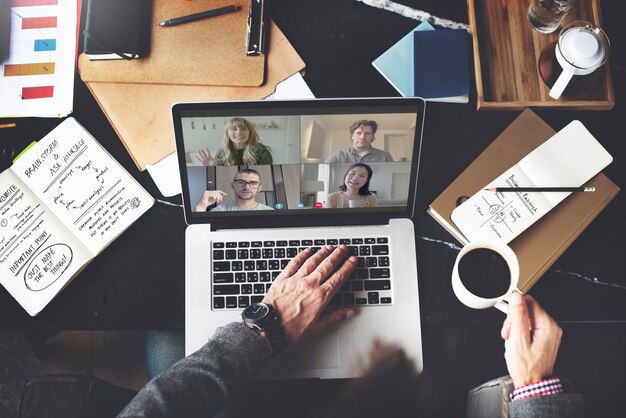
[1, 1, 624, 416]
[1, 0, 623, 330]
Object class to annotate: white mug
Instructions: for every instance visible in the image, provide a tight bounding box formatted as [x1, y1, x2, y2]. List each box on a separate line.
[549, 21, 610, 99]
[348, 199, 359, 208]
[452, 240, 520, 313]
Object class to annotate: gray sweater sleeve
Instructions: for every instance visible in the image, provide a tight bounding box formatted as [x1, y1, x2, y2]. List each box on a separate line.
[509, 393, 585, 417]
[118, 322, 271, 418]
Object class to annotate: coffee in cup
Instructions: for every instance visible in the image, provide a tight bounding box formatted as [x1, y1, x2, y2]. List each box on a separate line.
[452, 240, 519, 312]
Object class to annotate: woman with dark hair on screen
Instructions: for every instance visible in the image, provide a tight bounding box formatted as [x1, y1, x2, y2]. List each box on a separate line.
[196, 117, 273, 166]
[325, 163, 378, 208]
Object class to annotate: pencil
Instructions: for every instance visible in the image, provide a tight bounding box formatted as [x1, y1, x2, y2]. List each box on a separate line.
[484, 187, 596, 193]
[159, 4, 241, 27]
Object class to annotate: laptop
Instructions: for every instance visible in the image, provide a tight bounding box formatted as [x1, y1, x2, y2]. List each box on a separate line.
[172, 97, 425, 379]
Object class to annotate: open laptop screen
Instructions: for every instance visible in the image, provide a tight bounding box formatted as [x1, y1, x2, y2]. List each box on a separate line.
[172, 98, 425, 228]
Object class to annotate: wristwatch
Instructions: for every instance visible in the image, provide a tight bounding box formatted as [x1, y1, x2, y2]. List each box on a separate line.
[241, 302, 287, 354]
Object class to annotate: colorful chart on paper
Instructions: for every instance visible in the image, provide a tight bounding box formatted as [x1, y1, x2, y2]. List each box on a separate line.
[0, 0, 78, 117]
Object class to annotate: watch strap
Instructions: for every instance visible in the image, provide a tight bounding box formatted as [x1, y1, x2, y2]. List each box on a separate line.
[263, 310, 287, 354]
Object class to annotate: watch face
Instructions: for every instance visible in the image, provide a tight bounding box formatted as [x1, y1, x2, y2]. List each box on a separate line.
[244, 303, 269, 320]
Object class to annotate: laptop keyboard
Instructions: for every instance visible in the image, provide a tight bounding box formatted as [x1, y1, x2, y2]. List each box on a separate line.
[211, 237, 392, 310]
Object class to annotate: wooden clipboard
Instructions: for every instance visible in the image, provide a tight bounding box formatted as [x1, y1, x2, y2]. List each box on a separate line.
[78, 0, 265, 86]
[81, 22, 305, 171]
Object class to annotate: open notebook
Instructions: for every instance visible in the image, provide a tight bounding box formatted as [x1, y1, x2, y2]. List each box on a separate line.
[451, 121, 613, 243]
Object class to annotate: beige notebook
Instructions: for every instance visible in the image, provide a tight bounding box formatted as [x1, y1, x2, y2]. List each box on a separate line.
[427, 109, 619, 293]
[81, 23, 305, 171]
[78, 0, 265, 86]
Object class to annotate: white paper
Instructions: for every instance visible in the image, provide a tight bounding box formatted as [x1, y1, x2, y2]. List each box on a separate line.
[451, 121, 613, 243]
[0, 0, 78, 117]
[264, 72, 315, 100]
[146, 152, 182, 198]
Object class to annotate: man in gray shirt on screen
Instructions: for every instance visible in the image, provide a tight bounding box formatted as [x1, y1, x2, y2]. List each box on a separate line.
[325, 120, 394, 163]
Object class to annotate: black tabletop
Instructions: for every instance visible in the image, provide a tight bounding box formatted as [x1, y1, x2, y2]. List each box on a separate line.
[1, 0, 624, 330]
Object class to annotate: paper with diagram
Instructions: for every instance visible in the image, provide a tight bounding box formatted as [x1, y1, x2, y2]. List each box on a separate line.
[451, 121, 613, 243]
[0, 117, 153, 316]
[0, 0, 78, 117]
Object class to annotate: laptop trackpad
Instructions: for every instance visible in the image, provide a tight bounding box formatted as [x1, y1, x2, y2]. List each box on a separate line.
[277, 332, 339, 369]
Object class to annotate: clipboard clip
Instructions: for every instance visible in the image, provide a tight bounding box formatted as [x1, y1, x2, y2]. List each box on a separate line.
[246, 0, 265, 56]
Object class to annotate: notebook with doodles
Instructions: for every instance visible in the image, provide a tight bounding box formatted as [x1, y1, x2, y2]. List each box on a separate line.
[172, 98, 425, 379]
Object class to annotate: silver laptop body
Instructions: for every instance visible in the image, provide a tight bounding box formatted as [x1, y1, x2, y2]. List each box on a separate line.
[173, 98, 426, 379]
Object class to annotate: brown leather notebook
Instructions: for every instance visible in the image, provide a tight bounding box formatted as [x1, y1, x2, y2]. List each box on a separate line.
[82, 23, 305, 171]
[78, 0, 264, 86]
[427, 109, 619, 293]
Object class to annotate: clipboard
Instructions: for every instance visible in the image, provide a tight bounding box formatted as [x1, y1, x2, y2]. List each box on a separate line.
[78, 0, 265, 86]
[81, 22, 305, 171]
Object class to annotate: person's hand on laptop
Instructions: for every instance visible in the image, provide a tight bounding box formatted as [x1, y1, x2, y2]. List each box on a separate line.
[263, 245, 357, 347]
[194, 190, 227, 212]
[501, 293, 563, 388]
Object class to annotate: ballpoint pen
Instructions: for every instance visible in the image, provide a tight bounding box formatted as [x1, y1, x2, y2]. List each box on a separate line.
[159, 4, 241, 27]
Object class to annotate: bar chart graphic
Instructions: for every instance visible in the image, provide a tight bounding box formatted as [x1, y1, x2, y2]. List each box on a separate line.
[12, 0, 60, 6]
[0, 0, 78, 117]
[21, 16, 58, 30]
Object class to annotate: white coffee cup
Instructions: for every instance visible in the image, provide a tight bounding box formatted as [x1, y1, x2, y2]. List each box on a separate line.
[452, 240, 520, 313]
[549, 21, 610, 99]
[348, 199, 359, 208]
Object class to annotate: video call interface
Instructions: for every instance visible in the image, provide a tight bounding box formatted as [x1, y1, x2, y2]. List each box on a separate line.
[180, 107, 420, 217]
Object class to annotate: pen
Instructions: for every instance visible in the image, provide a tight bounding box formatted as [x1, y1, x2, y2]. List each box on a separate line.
[159, 4, 241, 27]
[484, 187, 596, 193]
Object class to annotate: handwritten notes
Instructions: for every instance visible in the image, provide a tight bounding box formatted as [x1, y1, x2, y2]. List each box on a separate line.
[451, 170, 558, 242]
[451, 121, 612, 243]
[12, 117, 153, 254]
[0, 170, 91, 316]
[0, 118, 153, 316]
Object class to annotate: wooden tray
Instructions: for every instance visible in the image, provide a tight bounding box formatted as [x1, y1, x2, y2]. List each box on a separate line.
[467, 0, 614, 110]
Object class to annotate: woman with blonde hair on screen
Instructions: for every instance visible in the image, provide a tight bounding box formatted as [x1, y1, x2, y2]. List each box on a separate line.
[196, 117, 273, 166]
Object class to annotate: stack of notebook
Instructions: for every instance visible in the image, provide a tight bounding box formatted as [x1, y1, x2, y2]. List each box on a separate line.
[373, 21, 469, 103]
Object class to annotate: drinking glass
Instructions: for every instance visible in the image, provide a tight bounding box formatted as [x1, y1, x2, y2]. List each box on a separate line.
[527, 0, 578, 34]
